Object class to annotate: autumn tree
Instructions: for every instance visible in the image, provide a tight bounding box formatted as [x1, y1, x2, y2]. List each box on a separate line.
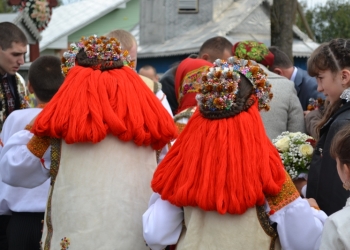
[0, 0, 14, 13]
[297, 0, 350, 43]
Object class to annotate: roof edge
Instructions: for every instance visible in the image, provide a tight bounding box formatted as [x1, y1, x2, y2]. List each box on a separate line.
[40, 0, 130, 52]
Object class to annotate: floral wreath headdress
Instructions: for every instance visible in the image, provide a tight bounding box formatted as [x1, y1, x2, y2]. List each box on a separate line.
[61, 35, 134, 76]
[196, 56, 272, 119]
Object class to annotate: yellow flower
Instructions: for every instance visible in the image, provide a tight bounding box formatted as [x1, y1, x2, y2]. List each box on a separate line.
[299, 144, 314, 156]
[275, 136, 290, 152]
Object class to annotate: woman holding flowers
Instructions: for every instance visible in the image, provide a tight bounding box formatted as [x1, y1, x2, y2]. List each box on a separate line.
[305, 38, 350, 216]
[143, 57, 327, 250]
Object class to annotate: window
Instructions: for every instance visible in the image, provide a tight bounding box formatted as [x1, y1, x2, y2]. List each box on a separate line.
[178, 0, 198, 13]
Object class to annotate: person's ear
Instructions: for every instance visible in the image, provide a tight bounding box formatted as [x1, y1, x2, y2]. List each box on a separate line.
[27, 81, 34, 94]
[343, 163, 350, 179]
[199, 53, 210, 61]
[341, 69, 350, 87]
[272, 67, 283, 76]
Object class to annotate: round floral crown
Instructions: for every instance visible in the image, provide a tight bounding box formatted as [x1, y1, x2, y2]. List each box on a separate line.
[196, 56, 272, 118]
[61, 35, 134, 76]
[20, 0, 52, 31]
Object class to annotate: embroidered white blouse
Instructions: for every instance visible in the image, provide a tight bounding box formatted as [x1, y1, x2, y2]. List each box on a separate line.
[143, 193, 327, 250]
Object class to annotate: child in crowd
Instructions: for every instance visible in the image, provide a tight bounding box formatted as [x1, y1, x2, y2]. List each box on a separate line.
[320, 124, 350, 249]
[143, 57, 327, 250]
[305, 38, 350, 215]
[0, 55, 63, 249]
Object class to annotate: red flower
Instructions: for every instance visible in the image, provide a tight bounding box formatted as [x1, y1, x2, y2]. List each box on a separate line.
[306, 139, 316, 147]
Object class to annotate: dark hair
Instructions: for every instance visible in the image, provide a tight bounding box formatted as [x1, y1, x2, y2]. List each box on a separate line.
[330, 124, 350, 166]
[307, 39, 350, 76]
[0, 22, 28, 50]
[198, 36, 233, 62]
[307, 38, 350, 134]
[200, 73, 254, 119]
[76, 49, 124, 71]
[268, 46, 293, 70]
[28, 56, 64, 102]
[139, 65, 157, 73]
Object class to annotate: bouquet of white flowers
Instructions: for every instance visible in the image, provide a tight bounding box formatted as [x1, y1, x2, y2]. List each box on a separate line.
[272, 131, 316, 179]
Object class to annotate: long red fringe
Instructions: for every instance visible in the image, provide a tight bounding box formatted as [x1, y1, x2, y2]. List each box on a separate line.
[152, 103, 285, 214]
[31, 66, 177, 150]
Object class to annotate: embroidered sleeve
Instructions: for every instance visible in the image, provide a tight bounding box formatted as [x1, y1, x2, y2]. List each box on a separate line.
[27, 135, 50, 158]
[266, 171, 300, 215]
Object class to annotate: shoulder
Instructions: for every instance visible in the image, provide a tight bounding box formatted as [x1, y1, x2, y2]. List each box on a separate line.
[266, 171, 299, 214]
[4, 108, 41, 128]
[297, 67, 316, 83]
[327, 205, 350, 230]
[331, 108, 350, 127]
[138, 74, 157, 94]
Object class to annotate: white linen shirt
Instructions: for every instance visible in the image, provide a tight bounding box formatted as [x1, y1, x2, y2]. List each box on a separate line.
[0, 108, 50, 214]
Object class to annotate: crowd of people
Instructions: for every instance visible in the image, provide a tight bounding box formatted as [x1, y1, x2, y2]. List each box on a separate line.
[0, 20, 350, 250]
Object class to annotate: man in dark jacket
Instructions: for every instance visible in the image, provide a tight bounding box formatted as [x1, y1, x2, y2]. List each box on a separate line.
[0, 21, 28, 249]
[268, 46, 325, 111]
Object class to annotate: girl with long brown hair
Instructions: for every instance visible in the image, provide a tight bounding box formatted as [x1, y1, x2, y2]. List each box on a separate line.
[306, 38, 350, 216]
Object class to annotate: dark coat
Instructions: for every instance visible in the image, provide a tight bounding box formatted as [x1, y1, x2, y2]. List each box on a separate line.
[294, 67, 325, 111]
[306, 101, 350, 215]
[160, 67, 177, 115]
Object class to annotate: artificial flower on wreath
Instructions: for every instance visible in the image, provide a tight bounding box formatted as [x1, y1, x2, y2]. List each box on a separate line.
[307, 97, 325, 111]
[272, 131, 316, 179]
[20, 0, 52, 31]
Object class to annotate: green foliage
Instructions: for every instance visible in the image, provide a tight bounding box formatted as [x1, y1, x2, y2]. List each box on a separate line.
[0, 0, 14, 13]
[296, 0, 350, 43]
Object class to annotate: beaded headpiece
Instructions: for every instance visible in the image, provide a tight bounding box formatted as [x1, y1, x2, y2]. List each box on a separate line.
[196, 56, 272, 119]
[61, 35, 134, 76]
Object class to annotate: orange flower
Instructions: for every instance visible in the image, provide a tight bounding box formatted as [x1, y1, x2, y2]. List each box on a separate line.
[214, 71, 222, 78]
[123, 51, 129, 57]
[250, 66, 259, 76]
[205, 84, 213, 92]
[217, 84, 223, 92]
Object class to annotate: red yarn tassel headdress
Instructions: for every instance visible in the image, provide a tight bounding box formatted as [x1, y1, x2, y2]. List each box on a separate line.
[31, 35, 177, 149]
[152, 57, 285, 214]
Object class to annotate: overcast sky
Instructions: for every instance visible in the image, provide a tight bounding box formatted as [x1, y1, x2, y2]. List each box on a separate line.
[306, 0, 328, 8]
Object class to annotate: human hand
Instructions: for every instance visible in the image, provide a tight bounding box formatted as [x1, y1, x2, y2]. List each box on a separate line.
[303, 110, 311, 117]
[306, 198, 320, 210]
[293, 178, 307, 197]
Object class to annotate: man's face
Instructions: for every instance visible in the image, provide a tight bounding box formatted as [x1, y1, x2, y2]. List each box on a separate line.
[139, 68, 158, 82]
[0, 42, 27, 75]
